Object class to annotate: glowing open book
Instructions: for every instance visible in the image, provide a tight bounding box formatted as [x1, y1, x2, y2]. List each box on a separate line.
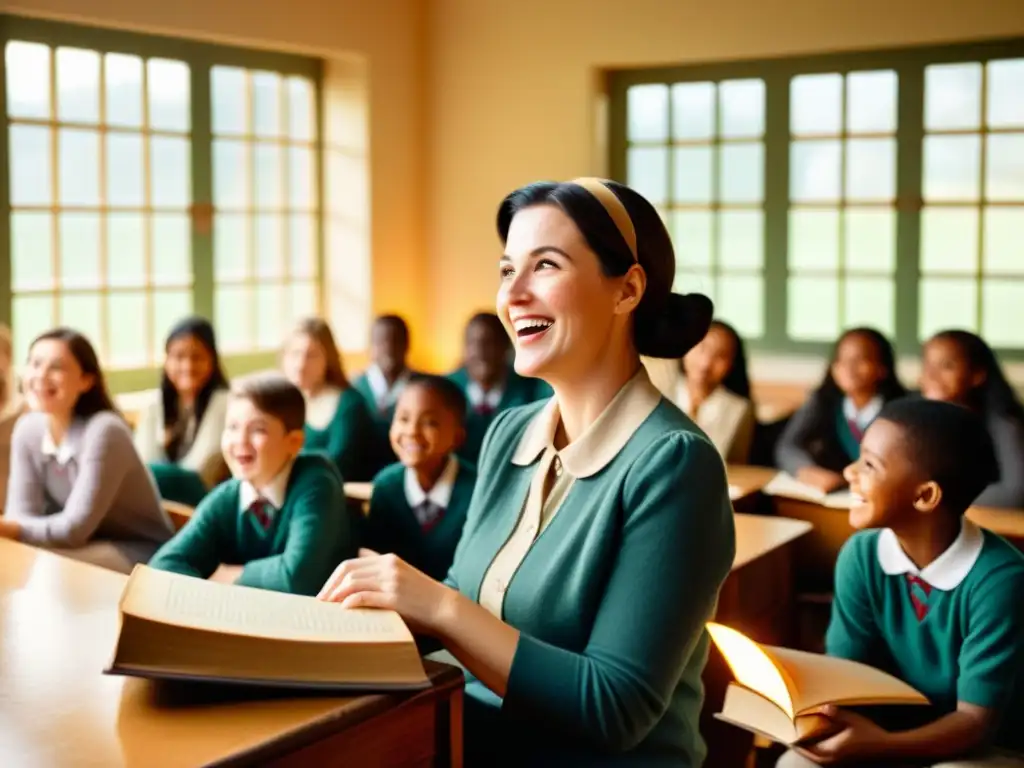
[762, 472, 855, 509]
[707, 623, 928, 745]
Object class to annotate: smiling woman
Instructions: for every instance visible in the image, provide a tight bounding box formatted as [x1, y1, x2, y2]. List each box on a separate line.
[318, 178, 736, 766]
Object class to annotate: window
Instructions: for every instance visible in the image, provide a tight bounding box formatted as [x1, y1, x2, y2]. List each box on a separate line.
[609, 38, 1024, 355]
[0, 16, 322, 388]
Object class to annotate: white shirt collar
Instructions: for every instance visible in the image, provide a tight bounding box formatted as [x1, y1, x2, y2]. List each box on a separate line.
[239, 459, 295, 513]
[365, 364, 410, 410]
[843, 395, 884, 429]
[466, 380, 504, 410]
[876, 518, 984, 591]
[41, 427, 75, 466]
[404, 454, 459, 510]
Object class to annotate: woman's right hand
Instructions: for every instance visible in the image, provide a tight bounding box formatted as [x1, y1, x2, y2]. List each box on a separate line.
[797, 466, 846, 493]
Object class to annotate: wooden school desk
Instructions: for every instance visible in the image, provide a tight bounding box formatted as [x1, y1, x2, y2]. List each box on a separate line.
[0, 538, 464, 768]
[726, 465, 776, 512]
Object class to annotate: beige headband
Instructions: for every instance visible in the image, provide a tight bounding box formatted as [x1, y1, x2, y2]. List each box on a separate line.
[570, 177, 638, 262]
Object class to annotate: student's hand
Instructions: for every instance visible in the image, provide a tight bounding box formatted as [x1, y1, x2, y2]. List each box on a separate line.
[209, 564, 243, 584]
[796, 466, 846, 493]
[0, 517, 20, 540]
[796, 706, 891, 765]
[316, 550, 457, 635]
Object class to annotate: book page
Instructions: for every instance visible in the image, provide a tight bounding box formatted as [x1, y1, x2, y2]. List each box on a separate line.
[121, 566, 412, 644]
[763, 473, 853, 509]
[707, 623, 794, 718]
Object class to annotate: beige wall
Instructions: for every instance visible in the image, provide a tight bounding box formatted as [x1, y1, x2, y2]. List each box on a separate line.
[427, 0, 1024, 372]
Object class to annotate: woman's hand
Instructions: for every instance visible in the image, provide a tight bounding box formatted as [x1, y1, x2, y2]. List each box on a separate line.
[317, 549, 457, 635]
[797, 466, 846, 493]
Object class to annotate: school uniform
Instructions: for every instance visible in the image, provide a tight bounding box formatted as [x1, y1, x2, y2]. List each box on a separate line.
[673, 380, 756, 464]
[362, 455, 475, 581]
[779, 521, 1024, 768]
[440, 368, 735, 766]
[149, 453, 351, 596]
[447, 366, 552, 464]
[134, 388, 230, 506]
[353, 364, 415, 473]
[301, 385, 376, 482]
[776, 392, 885, 475]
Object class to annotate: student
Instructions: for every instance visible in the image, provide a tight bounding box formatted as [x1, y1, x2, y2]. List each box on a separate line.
[447, 312, 552, 464]
[149, 373, 352, 596]
[0, 328, 173, 572]
[920, 329, 1024, 509]
[282, 317, 375, 482]
[0, 324, 28, 512]
[776, 327, 907, 492]
[134, 317, 230, 506]
[319, 178, 734, 765]
[777, 398, 1024, 768]
[362, 375, 476, 581]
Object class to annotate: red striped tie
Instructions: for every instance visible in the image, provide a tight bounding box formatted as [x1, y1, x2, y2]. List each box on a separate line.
[906, 573, 932, 621]
[249, 499, 272, 531]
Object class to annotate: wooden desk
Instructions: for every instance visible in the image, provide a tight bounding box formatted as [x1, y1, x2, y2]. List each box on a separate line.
[162, 500, 195, 532]
[726, 465, 776, 511]
[0, 539, 464, 767]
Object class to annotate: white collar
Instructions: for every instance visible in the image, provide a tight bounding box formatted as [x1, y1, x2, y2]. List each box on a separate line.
[41, 427, 75, 466]
[239, 459, 295, 512]
[843, 395, 884, 428]
[365, 364, 410, 409]
[876, 518, 984, 591]
[466, 380, 504, 410]
[404, 455, 459, 509]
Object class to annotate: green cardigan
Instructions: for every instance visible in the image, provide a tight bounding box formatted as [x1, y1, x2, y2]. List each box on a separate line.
[362, 457, 476, 581]
[149, 454, 352, 596]
[301, 387, 376, 482]
[447, 366, 552, 464]
[445, 400, 735, 766]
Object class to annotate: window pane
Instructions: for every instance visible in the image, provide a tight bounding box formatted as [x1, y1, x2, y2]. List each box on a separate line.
[919, 278, 978, 340]
[106, 133, 144, 207]
[252, 71, 282, 138]
[10, 126, 51, 205]
[105, 53, 143, 128]
[56, 48, 100, 124]
[256, 215, 284, 277]
[148, 58, 190, 132]
[255, 144, 283, 208]
[846, 139, 895, 201]
[255, 284, 285, 349]
[719, 79, 764, 138]
[671, 82, 713, 140]
[152, 290, 192, 357]
[844, 277, 895, 337]
[845, 209, 895, 273]
[925, 62, 982, 131]
[981, 280, 1024, 347]
[287, 77, 315, 141]
[673, 270, 715, 301]
[58, 214, 101, 289]
[289, 214, 317, 278]
[720, 143, 763, 203]
[672, 147, 712, 203]
[790, 140, 841, 202]
[920, 207, 978, 275]
[791, 74, 842, 135]
[212, 66, 248, 135]
[628, 84, 669, 142]
[107, 213, 146, 287]
[289, 146, 315, 210]
[6, 42, 50, 119]
[672, 211, 712, 269]
[788, 276, 840, 341]
[215, 285, 252, 353]
[59, 129, 100, 206]
[847, 70, 897, 133]
[151, 136, 191, 207]
[988, 59, 1024, 128]
[985, 134, 1024, 201]
[214, 214, 250, 280]
[789, 209, 839, 270]
[719, 210, 763, 270]
[107, 291, 148, 367]
[627, 147, 668, 206]
[152, 214, 191, 285]
[923, 135, 981, 201]
[13, 296, 55, 362]
[59, 293, 103, 352]
[289, 282, 318, 327]
[11, 212, 54, 291]
[984, 207, 1024, 275]
[213, 139, 249, 209]
[716, 275, 764, 337]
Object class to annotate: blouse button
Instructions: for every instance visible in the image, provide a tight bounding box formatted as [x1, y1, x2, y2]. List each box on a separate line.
[553, 456, 563, 477]
[495, 578, 507, 594]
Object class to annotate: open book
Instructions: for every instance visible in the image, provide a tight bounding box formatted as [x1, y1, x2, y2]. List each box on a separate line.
[707, 623, 928, 745]
[105, 565, 430, 691]
[763, 472, 855, 509]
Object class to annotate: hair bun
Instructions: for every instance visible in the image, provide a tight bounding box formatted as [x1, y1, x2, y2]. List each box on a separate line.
[635, 292, 713, 359]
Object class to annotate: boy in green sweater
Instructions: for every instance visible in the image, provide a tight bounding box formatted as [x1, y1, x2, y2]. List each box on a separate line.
[362, 374, 476, 581]
[149, 372, 352, 596]
[779, 398, 1024, 768]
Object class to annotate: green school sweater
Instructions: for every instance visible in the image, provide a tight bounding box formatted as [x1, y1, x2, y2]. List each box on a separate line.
[149, 454, 352, 596]
[362, 457, 476, 581]
[352, 372, 405, 474]
[301, 387, 375, 482]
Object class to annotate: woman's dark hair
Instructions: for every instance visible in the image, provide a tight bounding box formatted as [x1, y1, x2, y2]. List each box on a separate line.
[709, 320, 751, 400]
[161, 316, 229, 460]
[496, 180, 712, 359]
[29, 327, 120, 418]
[930, 329, 1024, 422]
[816, 326, 907, 406]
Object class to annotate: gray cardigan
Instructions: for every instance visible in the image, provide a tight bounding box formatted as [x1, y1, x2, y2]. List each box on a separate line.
[5, 411, 174, 560]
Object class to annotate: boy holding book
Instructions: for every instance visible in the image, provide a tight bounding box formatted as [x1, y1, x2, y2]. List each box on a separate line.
[149, 373, 352, 596]
[361, 375, 475, 581]
[779, 398, 1024, 768]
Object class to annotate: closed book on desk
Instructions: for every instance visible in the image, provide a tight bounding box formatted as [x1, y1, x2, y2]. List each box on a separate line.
[707, 623, 928, 746]
[105, 565, 429, 691]
[763, 472, 855, 509]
